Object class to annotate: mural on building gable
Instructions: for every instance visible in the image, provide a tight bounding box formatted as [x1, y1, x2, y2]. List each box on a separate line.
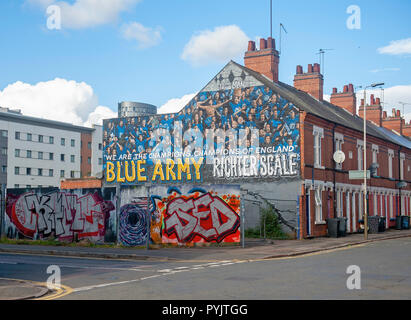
[149, 185, 241, 245]
[103, 64, 301, 185]
[5, 188, 117, 243]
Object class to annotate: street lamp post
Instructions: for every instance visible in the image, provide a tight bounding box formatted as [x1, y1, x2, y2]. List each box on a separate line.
[363, 82, 384, 240]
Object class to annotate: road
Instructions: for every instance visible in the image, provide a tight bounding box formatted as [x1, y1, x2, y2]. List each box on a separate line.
[1, 237, 410, 300]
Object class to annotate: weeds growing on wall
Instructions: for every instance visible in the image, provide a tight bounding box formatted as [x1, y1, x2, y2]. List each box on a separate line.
[245, 206, 289, 240]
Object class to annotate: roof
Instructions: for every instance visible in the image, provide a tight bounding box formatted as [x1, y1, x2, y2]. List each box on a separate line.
[231, 60, 411, 151]
[0, 109, 95, 133]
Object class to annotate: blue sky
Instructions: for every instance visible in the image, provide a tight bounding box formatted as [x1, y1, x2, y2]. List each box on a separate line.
[0, 0, 410, 125]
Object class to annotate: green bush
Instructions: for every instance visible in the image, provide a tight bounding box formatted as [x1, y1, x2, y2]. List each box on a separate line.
[245, 206, 288, 240]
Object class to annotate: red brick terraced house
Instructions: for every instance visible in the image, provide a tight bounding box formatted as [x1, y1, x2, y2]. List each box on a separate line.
[242, 37, 411, 239]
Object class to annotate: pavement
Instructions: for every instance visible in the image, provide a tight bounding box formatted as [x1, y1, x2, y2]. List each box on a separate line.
[1, 228, 411, 300]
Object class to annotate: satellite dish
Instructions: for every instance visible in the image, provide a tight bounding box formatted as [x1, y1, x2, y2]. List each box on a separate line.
[333, 150, 346, 164]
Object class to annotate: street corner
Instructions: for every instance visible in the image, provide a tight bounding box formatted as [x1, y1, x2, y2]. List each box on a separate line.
[0, 278, 50, 300]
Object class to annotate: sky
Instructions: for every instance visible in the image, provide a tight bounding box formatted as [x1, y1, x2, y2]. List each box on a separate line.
[0, 0, 410, 126]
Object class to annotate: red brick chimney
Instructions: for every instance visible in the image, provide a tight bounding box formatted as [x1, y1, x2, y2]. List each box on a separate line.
[244, 37, 280, 82]
[294, 63, 324, 101]
[382, 108, 405, 135]
[330, 83, 357, 114]
[403, 120, 411, 137]
[358, 94, 383, 126]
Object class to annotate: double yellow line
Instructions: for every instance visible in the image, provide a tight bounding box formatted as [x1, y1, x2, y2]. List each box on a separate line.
[35, 283, 74, 300]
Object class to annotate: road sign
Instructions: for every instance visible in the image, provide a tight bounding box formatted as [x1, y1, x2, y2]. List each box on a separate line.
[349, 170, 370, 180]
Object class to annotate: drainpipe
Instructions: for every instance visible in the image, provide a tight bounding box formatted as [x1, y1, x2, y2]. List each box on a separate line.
[398, 147, 402, 216]
[332, 124, 337, 218]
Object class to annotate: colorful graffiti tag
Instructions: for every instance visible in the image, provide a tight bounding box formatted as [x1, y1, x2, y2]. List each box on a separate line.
[150, 185, 241, 245]
[103, 82, 300, 185]
[6, 188, 116, 242]
[119, 199, 148, 246]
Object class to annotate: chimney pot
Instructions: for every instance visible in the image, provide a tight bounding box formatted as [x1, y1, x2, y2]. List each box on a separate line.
[267, 37, 273, 49]
[308, 64, 313, 73]
[376, 98, 381, 105]
[313, 63, 320, 73]
[296, 65, 303, 75]
[361, 99, 365, 106]
[348, 84, 354, 92]
[332, 88, 338, 94]
[248, 41, 256, 51]
[260, 38, 267, 50]
[397, 110, 401, 117]
[383, 111, 388, 119]
[343, 85, 349, 93]
[370, 94, 375, 105]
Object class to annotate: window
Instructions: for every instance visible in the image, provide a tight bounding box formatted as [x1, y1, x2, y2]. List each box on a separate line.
[49, 153, 54, 160]
[39, 135, 43, 143]
[313, 126, 324, 168]
[98, 143, 102, 151]
[14, 184, 19, 188]
[357, 140, 364, 170]
[88, 157, 91, 164]
[372, 144, 379, 176]
[49, 169, 54, 177]
[2, 165, 7, 173]
[71, 139, 75, 147]
[49, 136, 54, 144]
[61, 138, 65, 146]
[1, 130, 7, 138]
[38, 168, 43, 176]
[60, 170, 65, 178]
[26, 185, 31, 189]
[15, 132, 20, 140]
[388, 149, 394, 179]
[38, 152, 43, 160]
[15, 167, 20, 175]
[71, 155, 75, 163]
[15, 149, 20, 157]
[334, 133, 344, 170]
[61, 154, 65, 162]
[98, 158, 103, 165]
[88, 142, 91, 149]
[400, 153, 405, 180]
[27, 133, 32, 141]
[1, 147, 7, 156]
[315, 188, 323, 223]
[70, 171, 75, 178]
[27, 150, 32, 158]
[26, 168, 31, 176]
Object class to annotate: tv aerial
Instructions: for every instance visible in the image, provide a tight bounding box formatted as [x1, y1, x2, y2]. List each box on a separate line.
[316, 48, 334, 76]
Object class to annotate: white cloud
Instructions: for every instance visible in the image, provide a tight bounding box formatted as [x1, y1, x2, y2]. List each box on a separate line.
[158, 93, 197, 114]
[0, 78, 116, 127]
[121, 22, 162, 49]
[378, 38, 411, 55]
[357, 84, 411, 122]
[181, 25, 250, 66]
[29, 0, 140, 29]
[370, 68, 400, 73]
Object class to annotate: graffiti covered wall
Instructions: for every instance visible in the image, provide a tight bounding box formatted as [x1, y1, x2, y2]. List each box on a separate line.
[103, 63, 300, 186]
[149, 185, 241, 245]
[5, 188, 117, 243]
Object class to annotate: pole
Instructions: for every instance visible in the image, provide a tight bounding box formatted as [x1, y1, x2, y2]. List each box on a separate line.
[363, 89, 368, 240]
[146, 186, 151, 251]
[0, 184, 5, 239]
[241, 195, 245, 248]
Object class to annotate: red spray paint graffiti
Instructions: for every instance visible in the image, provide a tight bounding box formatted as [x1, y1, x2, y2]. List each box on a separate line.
[151, 186, 241, 244]
[6, 191, 114, 242]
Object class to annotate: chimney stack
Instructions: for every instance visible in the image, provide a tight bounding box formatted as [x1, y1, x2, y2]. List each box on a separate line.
[245, 37, 280, 82]
[293, 63, 324, 101]
[382, 108, 405, 135]
[330, 83, 357, 114]
[359, 93, 383, 126]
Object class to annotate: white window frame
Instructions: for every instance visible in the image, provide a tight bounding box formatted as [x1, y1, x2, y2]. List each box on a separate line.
[334, 132, 344, 170]
[372, 144, 379, 176]
[313, 126, 324, 169]
[400, 153, 405, 180]
[388, 149, 394, 179]
[357, 140, 364, 171]
[314, 187, 324, 223]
